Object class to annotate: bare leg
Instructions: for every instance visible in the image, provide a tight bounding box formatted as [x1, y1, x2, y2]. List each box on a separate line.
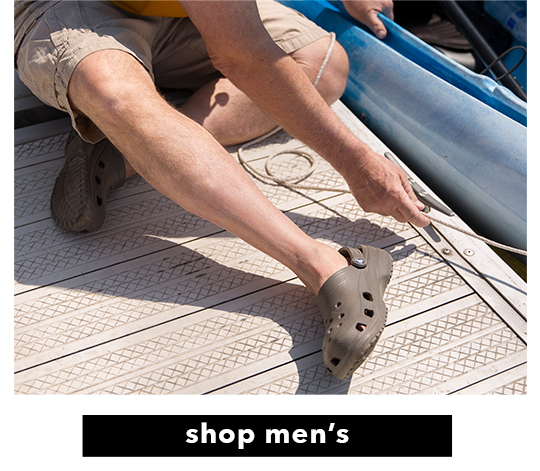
[122, 36, 347, 176]
[68, 50, 348, 294]
[179, 35, 349, 146]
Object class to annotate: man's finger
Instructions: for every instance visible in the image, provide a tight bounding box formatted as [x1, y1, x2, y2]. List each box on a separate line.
[366, 10, 387, 39]
[398, 198, 430, 227]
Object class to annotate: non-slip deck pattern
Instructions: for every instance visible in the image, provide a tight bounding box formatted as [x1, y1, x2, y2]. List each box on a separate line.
[14, 101, 527, 395]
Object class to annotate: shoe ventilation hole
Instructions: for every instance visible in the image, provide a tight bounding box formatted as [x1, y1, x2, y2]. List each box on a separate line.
[96, 196, 103, 206]
[98, 161, 105, 169]
[339, 313, 345, 319]
[356, 323, 366, 332]
[364, 309, 374, 317]
[335, 302, 342, 308]
[363, 292, 373, 301]
[330, 357, 341, 366]
[95, 176, 101, 185]
[329, 318, 333, 324]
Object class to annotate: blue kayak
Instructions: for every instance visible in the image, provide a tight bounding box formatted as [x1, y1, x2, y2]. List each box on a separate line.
[280, 1, 527, 259]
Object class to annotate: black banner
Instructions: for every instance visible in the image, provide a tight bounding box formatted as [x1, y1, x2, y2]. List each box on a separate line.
[83, 414, 452, 457]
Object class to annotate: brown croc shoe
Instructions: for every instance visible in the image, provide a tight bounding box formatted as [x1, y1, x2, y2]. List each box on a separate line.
[316, 245, 393, 380]
[51, 130, 126, 232]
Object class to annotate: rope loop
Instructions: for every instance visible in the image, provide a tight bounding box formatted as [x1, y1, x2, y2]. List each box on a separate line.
[264, 150, 317, 184]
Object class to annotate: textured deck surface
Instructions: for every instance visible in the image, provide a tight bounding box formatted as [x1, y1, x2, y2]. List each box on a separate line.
[14, 92, 527, 395]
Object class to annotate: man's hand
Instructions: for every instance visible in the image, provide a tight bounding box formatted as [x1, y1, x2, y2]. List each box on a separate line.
[341, 1, 394, 39]
[343, 148, 429, 227]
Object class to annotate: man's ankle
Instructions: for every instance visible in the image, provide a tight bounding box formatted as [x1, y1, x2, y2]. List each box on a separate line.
[298, 244, 349, 295]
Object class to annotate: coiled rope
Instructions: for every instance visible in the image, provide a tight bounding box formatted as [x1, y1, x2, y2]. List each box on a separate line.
[236, 32, 527, 257]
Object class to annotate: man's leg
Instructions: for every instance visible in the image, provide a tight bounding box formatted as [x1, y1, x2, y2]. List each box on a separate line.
[179, 34, 349, 146]
[122, 34, 347, 178]
[55, 34, 347, 223]
[68, 49, 348, 294]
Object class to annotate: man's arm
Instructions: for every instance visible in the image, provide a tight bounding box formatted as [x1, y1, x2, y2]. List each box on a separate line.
[181, 1, 427, 227]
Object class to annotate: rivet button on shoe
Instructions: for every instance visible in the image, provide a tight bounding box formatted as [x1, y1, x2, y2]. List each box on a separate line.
[352, 258, 367, 268]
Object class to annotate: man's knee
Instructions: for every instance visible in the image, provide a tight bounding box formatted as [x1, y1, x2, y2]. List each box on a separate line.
[318, 39, 349, 103]
[291, 36, 349, 104]
[68, 50, 156, 120]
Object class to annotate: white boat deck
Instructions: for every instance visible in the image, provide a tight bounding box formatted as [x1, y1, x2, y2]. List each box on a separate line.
[14, 81, 527, 395]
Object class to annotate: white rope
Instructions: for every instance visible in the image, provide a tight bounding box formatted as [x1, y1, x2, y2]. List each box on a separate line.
[425, 214, 527, 256]
[236, 32, 527, 257]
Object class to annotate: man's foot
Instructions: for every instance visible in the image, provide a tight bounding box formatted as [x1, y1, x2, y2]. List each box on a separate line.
[50, 131, 126, 232]
[316, 245, 393, 380]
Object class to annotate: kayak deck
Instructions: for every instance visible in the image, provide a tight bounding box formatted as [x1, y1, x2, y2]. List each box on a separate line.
[14, 83, 526, 395]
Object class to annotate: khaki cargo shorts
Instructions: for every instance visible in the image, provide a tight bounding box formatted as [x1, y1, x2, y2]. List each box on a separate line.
[15, 0, 328, 142]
